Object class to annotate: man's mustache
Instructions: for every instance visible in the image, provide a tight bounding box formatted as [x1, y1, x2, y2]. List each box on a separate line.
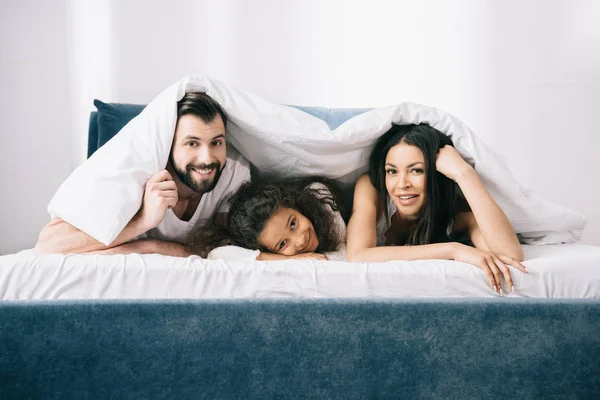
[187, 162, 220, 171]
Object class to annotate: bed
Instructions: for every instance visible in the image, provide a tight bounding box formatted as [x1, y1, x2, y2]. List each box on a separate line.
[1, 100, 599, 399]
[1, 244, 600, 300]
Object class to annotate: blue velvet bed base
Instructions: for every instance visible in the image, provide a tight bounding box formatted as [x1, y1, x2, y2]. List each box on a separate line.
[1, 299, 599, 399]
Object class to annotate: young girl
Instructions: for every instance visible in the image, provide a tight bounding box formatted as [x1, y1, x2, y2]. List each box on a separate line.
[88, 178, 346, 260]
[346, 123, 527, 295]
[188, 178, 347, 260]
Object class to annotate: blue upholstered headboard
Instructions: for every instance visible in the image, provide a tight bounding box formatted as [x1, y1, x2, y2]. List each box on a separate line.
[88, 100, 371, 158]
[88, 100, 146, 158]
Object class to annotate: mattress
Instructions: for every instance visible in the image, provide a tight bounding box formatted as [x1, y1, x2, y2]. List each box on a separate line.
[1, 244, 599, 300]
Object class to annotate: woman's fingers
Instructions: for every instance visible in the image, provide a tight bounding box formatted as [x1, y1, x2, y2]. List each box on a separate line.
[478, 262, 497, 292]
[489, 254, 530, 296]
[498, 255, 530, 274]
[485, 257, 503, 295]
[492, 255, 513, 294]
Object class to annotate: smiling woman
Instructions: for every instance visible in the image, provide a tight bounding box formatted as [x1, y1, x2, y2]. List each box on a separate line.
[372, 123, 458, 246]
[187, 178, 347, 260]
[347, 123, 527, 296]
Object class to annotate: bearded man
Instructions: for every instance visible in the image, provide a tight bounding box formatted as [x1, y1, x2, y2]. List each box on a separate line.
[35, 93, 250, 255]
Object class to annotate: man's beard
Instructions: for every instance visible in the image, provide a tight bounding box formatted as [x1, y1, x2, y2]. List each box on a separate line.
[170, 155, 224, 194]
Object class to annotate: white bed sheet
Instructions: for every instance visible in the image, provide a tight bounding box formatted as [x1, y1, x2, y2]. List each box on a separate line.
[1, 244, 599, 300]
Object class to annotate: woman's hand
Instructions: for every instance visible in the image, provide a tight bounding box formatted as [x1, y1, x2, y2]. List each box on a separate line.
[451, 243, 529, 295]
[435, 145, 473, 182]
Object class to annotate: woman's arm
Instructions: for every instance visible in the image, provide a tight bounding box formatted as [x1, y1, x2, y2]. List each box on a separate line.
[436, 146, 524, 261]
[346, 174, 527, 293]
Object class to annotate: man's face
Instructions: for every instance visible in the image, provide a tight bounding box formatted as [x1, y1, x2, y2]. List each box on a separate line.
[169, 114, 227, 194]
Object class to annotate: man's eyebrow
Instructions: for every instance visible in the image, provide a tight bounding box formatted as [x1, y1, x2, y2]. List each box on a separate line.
[182, 134, 226, 141]
[183, 135, 201, 141]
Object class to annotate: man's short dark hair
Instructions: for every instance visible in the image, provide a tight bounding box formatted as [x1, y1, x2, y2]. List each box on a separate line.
[177, 92, 228, 128]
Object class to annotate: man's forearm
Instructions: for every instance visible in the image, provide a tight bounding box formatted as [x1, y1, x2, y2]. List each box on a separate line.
[86, 239, 190, 257]
[35, 215, 151, 254]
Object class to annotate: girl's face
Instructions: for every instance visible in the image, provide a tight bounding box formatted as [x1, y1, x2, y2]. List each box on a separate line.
[384, 142, 427, 220]
[258, 207, 319, 255]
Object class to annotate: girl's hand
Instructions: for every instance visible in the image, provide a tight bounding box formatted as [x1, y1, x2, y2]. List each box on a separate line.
[451, 243, 529, 295]
[435, 145, 473, 182]
[257, 251, 328, 261]
[291, 252, 328, 261]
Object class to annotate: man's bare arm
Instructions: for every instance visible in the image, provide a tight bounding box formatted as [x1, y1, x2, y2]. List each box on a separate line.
[85, 239, 191, 257]
[35, 215, 151, 254]
[36, 169, 179, 254]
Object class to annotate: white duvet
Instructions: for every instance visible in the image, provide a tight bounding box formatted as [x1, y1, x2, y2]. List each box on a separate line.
[47, 76, 586, 246]
[1, 244, 599, 299]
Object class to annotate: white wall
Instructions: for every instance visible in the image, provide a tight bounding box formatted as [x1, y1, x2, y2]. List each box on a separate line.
[1, 0, 598, 254]
[0, 0, 72, 254]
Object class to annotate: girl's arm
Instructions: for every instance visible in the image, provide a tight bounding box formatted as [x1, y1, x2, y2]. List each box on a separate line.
[436, 146, 524, 261]
[257, 252, 327, 261]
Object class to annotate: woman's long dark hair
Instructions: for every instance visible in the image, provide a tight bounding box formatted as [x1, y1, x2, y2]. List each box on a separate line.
[368, 123, 458, 245]
[187, 177, 344, 257]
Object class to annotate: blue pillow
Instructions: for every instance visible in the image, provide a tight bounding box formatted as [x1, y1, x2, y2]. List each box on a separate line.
[290, 106, 371, 130]
[93, 99, 146, 156]
[89, 101, 371, 157]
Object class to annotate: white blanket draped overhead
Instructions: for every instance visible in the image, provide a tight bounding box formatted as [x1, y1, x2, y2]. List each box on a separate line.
[48, 76, 587, 246]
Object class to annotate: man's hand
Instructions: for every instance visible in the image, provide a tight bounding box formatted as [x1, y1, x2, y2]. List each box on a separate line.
[137, 170, 179, 231]
[35, 170, 180, 255]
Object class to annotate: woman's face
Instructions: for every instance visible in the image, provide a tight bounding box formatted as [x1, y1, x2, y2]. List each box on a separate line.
[385, 141, 427, 220]
[258, 207, 319, 255]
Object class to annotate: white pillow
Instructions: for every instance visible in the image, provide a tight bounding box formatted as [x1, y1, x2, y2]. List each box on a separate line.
[207, 246, 260, 261]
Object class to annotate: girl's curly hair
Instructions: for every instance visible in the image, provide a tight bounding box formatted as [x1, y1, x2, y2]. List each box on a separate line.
[187, 177, 344, 257]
